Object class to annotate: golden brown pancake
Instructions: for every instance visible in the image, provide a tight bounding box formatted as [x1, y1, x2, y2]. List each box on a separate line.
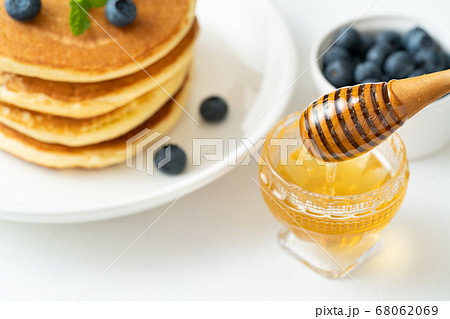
[0, 0, 196, 82]
[0, 80, 190, 168]
[0, 21, 198, 118]
[0, 66, 189, 146]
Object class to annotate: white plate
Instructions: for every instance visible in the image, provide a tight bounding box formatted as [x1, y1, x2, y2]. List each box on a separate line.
[0, 0, 297, 223]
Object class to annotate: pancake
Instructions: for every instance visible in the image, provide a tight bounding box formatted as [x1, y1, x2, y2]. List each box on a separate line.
[0, 0, 196, 82]
[0, 21, 198, 118]
[0, 80, 190, 169]
[0, 22, 197, 118]
[0, 66, 190, 147]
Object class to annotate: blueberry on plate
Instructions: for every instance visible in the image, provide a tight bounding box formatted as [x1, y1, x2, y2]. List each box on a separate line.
[365, 42, 395, 67]
[334, 26, 360, 54]
[383, 51, 415, 79]
[413, 48, 446, 73]
[354, 61, 383, 83]
[375, 30, 401, 50]
[407, 68, 426, 78]
[361, 78, 382, 83]
[154, 144, 187, 175]
[200, 96, 228, 123]
[324, 59, 354, 87]
[402, 27, 433, 54]
[5, 0, 41, 21]
[323, 46, 351, 66]
[105, 0, 137, 27]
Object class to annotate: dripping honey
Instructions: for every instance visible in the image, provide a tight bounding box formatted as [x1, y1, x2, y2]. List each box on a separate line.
[259, 113, 409, 247]
[277, 149, 391, 197]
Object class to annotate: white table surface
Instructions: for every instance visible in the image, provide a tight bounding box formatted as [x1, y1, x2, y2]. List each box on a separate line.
[1, 0, 450, 300]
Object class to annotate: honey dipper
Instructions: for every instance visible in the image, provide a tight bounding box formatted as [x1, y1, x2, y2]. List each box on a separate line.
[299, 69, 450, 162]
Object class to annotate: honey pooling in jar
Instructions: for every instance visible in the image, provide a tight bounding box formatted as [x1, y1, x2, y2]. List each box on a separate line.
[276, 148, 392, 196]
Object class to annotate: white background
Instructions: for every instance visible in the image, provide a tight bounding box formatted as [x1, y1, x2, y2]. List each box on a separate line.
[1, 0, 450, 300]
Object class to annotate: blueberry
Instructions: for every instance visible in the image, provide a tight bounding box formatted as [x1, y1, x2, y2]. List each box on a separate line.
[433, 45, 450, 70]
[154, 144, 187, 175]
[376, 30, 401, 50]
[413, 48, 446, 73]
[324, 59, 354, 87]
[105, 0, 136, 27]
[352, 56, 363, 68]
[383, 51, 415, 79]
[200, 96, 228, 122]
[361, 78, 382, 83]
[354, 61, 383, 83]
[323, 46, 351, 66]
[334, 27, 360, 54]
[5, 0, 41, 21]
[365, 42, 395, 66]
[402, 27, 433, 54]
[380, 73, 391, 82]
[356, 33, 374, 56]
[407, 68, 426, 78]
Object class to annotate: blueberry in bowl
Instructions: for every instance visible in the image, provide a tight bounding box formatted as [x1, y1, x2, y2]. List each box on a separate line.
[365, 42, 395, 67]
[311, 15, 450, 160]
[354, 61, 383, 83]
[323, 46, 351, 66]
[413, 48, 447, 73]
[361, 77, 382, 84]
[356, 33, 374, 57]
[334, 26, 360, 55]
[375, 30, 401, 50]
[317, 23, 449, 89]
[324, 59, 354, 88]
[383, 50, 415, 79]
[402, 27, 433, 54]
[407, 68, 426, 78]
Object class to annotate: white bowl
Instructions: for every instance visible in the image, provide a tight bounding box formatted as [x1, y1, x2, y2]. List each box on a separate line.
[310, 15, 450, 160]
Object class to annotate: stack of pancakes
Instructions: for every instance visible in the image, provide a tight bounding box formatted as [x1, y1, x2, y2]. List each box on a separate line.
[0, 0, 197, 168]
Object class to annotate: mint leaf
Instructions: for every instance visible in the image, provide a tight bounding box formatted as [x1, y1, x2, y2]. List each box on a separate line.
[69, 0, 93, 36]
[69, 0, 108, 36]
[90, 0, 108, 7]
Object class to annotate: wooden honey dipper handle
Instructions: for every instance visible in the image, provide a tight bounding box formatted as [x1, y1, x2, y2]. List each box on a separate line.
[299, 69, 450, 162]
[389, 69, 450, 117]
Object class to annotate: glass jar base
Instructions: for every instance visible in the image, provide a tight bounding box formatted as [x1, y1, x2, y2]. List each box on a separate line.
[278, 228, 382, 279]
